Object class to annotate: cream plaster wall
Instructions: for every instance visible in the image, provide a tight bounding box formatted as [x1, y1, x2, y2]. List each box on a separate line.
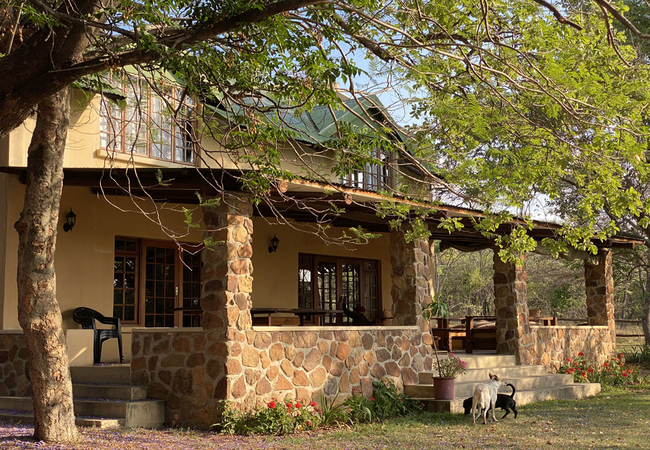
[0, 175, 205, 361]
[251, 219, 393, 313]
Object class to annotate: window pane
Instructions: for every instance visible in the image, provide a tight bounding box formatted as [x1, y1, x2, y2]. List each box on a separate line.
[125, 273, 135, 289]
[125, 306, 135, 321]
[113, 306, 123, 320]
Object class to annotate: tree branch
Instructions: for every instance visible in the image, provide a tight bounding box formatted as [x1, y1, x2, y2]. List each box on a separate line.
[531, 0, 582, 30]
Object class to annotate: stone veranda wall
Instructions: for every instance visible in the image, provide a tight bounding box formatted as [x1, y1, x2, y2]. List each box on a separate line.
[131, 325, 432, 428]
[526, 325, 615, 369]
[130, 329, 211, 427]
[0, 331, 30, 396]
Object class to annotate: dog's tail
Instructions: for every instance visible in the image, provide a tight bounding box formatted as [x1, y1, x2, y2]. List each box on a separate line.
[507, 383, 516, 398]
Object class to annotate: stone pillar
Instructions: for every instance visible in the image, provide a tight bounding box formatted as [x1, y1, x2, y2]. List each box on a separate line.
[585, 248, 615, 341]
[200, 192, 255, 420]
[389, 225, 432, 333]
[492, 251, 532, 362]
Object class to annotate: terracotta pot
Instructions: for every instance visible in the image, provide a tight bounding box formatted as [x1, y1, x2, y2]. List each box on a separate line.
[433, 376, 456, 400]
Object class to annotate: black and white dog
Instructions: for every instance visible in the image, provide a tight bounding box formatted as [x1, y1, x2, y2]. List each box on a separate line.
[463, 382, 518, 420]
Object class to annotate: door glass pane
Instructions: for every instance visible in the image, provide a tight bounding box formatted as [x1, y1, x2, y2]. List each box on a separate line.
[144, 245, 176, 327]
[317, 261, 338, 324]
[112, 240, 138, 323]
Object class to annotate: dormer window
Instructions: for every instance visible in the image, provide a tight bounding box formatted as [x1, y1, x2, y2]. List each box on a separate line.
[99, 77, 195, 164]
[340, 148, 391, 191]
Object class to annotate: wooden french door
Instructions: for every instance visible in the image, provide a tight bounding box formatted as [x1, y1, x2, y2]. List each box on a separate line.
[313, 256, 379, 324]
[141, 242, 201, 327]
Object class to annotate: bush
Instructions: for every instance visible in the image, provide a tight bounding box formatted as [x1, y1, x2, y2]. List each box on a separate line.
[217, 399, 321, 435]
[555, 352, 643, 386]
[215, 378, 424, 435]
[624, 345, 650, 365]
[344, 379, 423, 423]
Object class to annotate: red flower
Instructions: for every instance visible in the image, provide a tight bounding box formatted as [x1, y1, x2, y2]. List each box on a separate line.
[578, 352, 584, 357]
[286, 402, 292, 410]
[623, 372, 628, 377]
[307, 421, 312, 426]
[581, 371, 586, 376]
[370, 398, 375, 401]
[295, 402, 301, 409]
[567, 358, 572, 362]
[604, 363, 610, 367]
[588, 368, 594, 373]
[310, 401, 317, 408]
[268, 401, 276, 409]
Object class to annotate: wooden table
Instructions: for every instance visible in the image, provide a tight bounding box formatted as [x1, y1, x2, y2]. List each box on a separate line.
[250, 308, 343, 326]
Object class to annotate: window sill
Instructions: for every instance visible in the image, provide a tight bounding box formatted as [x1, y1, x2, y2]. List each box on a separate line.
[96, 149, 197, 169]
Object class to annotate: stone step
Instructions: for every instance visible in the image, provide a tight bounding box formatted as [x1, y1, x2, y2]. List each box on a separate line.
[452, 353, 517, 369]
[70, 365, 131, 384]
[417, 383, 601, 414]
[405, 373, 574, 398]
[72, 383, 148, 401]
[0, 410, 125, 428]
[0, 397, 165, 428]
[418, 364, 549, 384]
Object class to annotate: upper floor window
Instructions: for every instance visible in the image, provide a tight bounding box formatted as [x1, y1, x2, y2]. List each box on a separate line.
[99, 76, 196, 164]
[340, 148, 391, 191]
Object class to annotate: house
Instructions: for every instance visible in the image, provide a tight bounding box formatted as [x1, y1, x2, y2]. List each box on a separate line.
[0, 75, 641, 428]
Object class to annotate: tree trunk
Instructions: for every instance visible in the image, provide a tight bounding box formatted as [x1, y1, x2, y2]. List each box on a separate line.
[643, 310, 650, 346]
[14, 88, 78, 443]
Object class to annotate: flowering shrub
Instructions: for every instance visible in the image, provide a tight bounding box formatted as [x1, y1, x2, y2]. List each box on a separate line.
[555, 352, 643, 386]
[217, 399, 321, 435]
[436, 352, 468, 378]
[216, 379, 424, 435]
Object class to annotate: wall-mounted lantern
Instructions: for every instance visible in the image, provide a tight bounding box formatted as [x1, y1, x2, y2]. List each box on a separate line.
[268, 235, 279, 253]
[63, 208, 76, 232]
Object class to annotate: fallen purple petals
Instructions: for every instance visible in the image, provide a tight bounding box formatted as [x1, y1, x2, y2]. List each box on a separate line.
[0, 421, 288, 450]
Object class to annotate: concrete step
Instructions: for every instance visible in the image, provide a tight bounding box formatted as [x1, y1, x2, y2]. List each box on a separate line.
[418, 364, 550, 384]
[405, 373, 575, 398]
[417, 383, 601, 414]
[453, 353, 517, 369]
[70, 365, 131, 384]
[0, 410, 125, 428]
[0, 396, 165, 428]
[73, 383, 148, 401]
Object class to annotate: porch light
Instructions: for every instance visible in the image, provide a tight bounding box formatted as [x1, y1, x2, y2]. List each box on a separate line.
[268, 235, 279, 253]
[63, 208, 76, 232]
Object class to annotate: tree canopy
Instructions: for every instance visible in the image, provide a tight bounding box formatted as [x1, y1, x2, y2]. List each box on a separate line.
[5, 0, 650, 443]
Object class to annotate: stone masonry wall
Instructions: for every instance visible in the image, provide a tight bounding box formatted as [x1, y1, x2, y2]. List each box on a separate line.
[526, 325, 615, 369]
[131, 330, 208, 427]
[131, 326, 431, 428]
[0, 331, 31, 396]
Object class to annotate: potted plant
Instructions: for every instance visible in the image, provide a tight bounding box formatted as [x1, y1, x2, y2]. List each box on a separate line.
[423, 296, 467, 400]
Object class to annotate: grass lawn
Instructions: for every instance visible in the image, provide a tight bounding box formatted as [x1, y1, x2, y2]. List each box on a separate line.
[1, 386, 649, 449]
